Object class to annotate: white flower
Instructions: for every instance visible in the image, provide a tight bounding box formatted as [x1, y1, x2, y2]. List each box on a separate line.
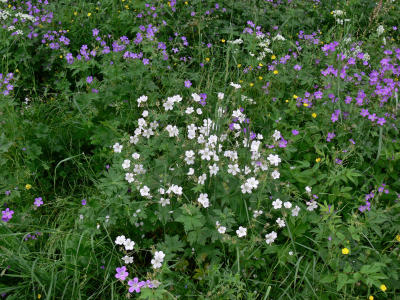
[305, 186, 312, 194]
[113, 143, 123, 153]
[163, 99, 174, 111]
[250, 140, 261, 152]
[187, 168, 194, 175]
[236, 226, 247, 237]
[186, 107, 194, 114]
[267, 154, 281, 166]
[140, 186, 151, 197]
[154, 251, 165, 261]
[306, 200, 318, 211]
[272, 199, 282, 209]
[151, 259, 162, 269]
[218, 92, 224, 100]
[272, 130, 281, 141]
[284, 201, 292, 209]
[122, 159, 131, 169]
[230, 82, 242, 89]
[159, 197, 170, 207]
[253, 210, 263, 218]
[209, 163, 219, 176]
[125, 173, 134, 183]
[142, 110, 148, 117]
[115, 235, 126, 245]
[227, 164, 240, 175]
[271, 170, 280, 179]
[122, 256, 133, 264]
[377, 25, 384, 36]
[276, 217, 285, 228]
[196, 108, 202, 115]
[166, 125, 179, 137]
[265, 231, 277, 245]
[198, 173, 207, 185]
[132, 153, 140, 160]
[291, 205, 301, 217]
[198, 193, 209, 208]
[218, 226, 226, 234]
[137, 95, 148, 106]
[124, 238, 135, 250]
[192, 93, 201, 102]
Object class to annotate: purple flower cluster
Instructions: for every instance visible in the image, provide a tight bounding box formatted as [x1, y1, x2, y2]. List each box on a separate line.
[1, 208, 14, 222]
[0, 73, 15, 96]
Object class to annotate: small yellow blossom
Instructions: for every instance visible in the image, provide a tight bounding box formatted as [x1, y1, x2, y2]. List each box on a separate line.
[293, 94, 298, 99]
[258, 76, 263, 80]
[285, 100, 289, 103]
[303, 103, 309, 107]
[271, 55, 276, 60]
[237, 64, 241, 68]
[59, 55, 63, 59]
[221, 39, 226, 43]
[316, 157, 321, 163]
[369, 296, 373, 300]
[38, 295, 41, 299]
[239, 80, 243, 83]
[312, 113, 317, 118]
[25, 184, 32, 190]
[249, 83, 254, 87]
[380, 284, 387, 292]
[258, 63, 263, 67]
[15, 69, 19, 73]
[87, 12, 91, 17]
[396, 234, 400, 242]
[205, 57, 210, 62]
[73, 11, 78, 16]
[273, 70, 278, 75]
[341, 248, 349, 255]
[185, 1, 188, 4]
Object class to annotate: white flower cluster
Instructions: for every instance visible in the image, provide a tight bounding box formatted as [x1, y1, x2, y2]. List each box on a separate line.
[151, 251, 165, 269]
[111, 90, 308, 249]
[115, 235, 135, 251]
[331, 10, 350, 25]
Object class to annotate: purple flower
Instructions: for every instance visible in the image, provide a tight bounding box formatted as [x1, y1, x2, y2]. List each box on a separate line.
[326, 132, 336, 142]
[86, 76, 93, 84]
[115, 266, 129, 281]
[377, 117, 386, 126]
[5, 190, 11, 196]
[128, 277, 145, 293]
[1, 208, 14, 222]
[34, 197, 43, 207]
[92, 28, 99, 36]
[81, 199, 87, 206]
[184, 80, 192, 88]
[292, 129, 299, 136]
[293, 64, 302, 71]
[368, 113, 377, 122]
[360, 109, 369, 117]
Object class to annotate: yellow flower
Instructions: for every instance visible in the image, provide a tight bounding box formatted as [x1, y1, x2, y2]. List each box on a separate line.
[258, 63, 263, 67]
[285, 100, 289, 103]
[25, 184, 32, 190]
[205, 57, 210, 62]
[59, 55, 63, 59]
[249, 83, 254, 87]
[341, 248, 349, 255]
[185, 1, 188, 4]
[221, 39, 226, 43]
[258, 76, 263, 80]
[316, 157, 321, 163]
[87, 12, 92, 17]
[239, 80, 243, 83]
[73, 11, 78, 16]
[271, 55, 276, 60]
[312, 113, 317, 118]
[396, 234, 400, 242]
[380, 284, 387, 292]
[303, 103, 309, 107]
[273, 70, 278, 75]
[369, 296, 373, 300]
[237, 64, 241, 68]
[293, 94, 298, 99]
[38, 294, 41, 299]
[15, 69, 19, 73]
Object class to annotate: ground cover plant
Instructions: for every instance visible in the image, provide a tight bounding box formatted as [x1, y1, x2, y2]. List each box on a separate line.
[1, 0, 400, 299]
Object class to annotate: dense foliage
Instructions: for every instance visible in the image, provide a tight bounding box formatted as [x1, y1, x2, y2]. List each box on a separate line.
[1, 0, 400, 299]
